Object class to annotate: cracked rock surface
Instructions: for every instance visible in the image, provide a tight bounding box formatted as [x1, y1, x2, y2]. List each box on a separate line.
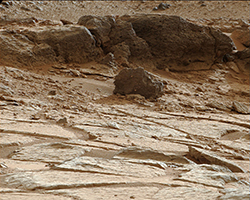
[0, 1, 249, 200]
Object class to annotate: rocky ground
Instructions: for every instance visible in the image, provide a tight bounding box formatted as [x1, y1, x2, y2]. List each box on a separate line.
[0, 1, 250, 200]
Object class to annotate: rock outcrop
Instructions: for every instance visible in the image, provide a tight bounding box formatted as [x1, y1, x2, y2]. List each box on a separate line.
[122, 14, 234, 71]
[0, 14, 235, 71]
[0, 31, 57, 67]
[21, 26, 103, 64]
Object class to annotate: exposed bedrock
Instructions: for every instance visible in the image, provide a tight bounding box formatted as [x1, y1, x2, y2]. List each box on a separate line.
[0, 14, 235, 71]
[121, 14, 234, 71]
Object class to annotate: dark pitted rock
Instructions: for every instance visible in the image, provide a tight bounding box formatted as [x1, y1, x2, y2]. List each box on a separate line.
[113, 67, 164, 99]
[122, 14, 234, 71]
[21, 25, 103, 64]
[110, 42, 131, 60]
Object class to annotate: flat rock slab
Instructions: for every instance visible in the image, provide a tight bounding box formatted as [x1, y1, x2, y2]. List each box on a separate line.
[115, 146, 192, 164]
[219, 186, 250, 200]
[0, 193, 72, 200]
[188, 146, 246, 173]
[0, 133, 38, 147]
[153, 186, 220, 200]
[74, 121, 186, 140]
[52, 156, 167, 177]
[0, 159, 47, 171]
[3, 171, 140, 190]
[155, 118, 249, 138]
[0, 122, 77, 139]
[48, 186, 160, 200]
[218, 139, 249, 152]
[10, 142, 89, 163]
[174, 164, 239, 189]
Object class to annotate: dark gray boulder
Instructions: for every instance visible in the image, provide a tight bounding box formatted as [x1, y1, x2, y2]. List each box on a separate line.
[113, 67, 164, 99]
[122, 14, 234, 71]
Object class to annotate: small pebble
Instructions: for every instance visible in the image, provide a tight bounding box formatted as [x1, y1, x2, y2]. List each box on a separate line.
[48, 90, 56, 95]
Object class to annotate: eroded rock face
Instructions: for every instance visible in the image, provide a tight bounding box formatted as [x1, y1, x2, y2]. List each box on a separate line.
[231, 28, 250, 48]
[122, 14, 234, 71]
[0, 31, 57, 67]
[21, 26, 103, 64]
[113, 67, 164, 99]
[234, 48, 250, 73]
[77, 15, 115, 49]
[0, 14, 235, 71]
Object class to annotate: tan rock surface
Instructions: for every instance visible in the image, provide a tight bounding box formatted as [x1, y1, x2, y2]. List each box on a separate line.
[0, 1, 249, 199]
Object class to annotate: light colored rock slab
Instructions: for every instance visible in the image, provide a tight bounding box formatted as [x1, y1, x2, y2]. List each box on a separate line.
[174, 164, 239, 189]
[0, 193, 72, 200]
[98, 135, 189, 154]
[48, 186, 159, 200]
[0, 159, 47, 171]
[155, 119, 249, 138]
[3, 171, 139, 190]
[0, 133, 38, 147]
[152, 186, 220, 200]
[219, 186, 250, 200]
[0, 122, 77, 139]
[65, 139, 122, 151]
[10, 142, 89, 163]
[115, 146, 193, 164]
[189, 146, 246, 173]
[218, 139, 250, 152]
[52, 156, 167, 177]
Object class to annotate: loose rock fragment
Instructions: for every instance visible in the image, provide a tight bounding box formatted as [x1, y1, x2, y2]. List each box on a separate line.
[158, 3, 171, 10]
[57, 117, 68, 124]
[113, 67, 164, 99]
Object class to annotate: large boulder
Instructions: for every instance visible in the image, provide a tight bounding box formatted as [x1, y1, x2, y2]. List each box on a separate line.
[122, 14, 234, 71]
[21, 25, 103, 64]
[113, 67, 164, 99]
